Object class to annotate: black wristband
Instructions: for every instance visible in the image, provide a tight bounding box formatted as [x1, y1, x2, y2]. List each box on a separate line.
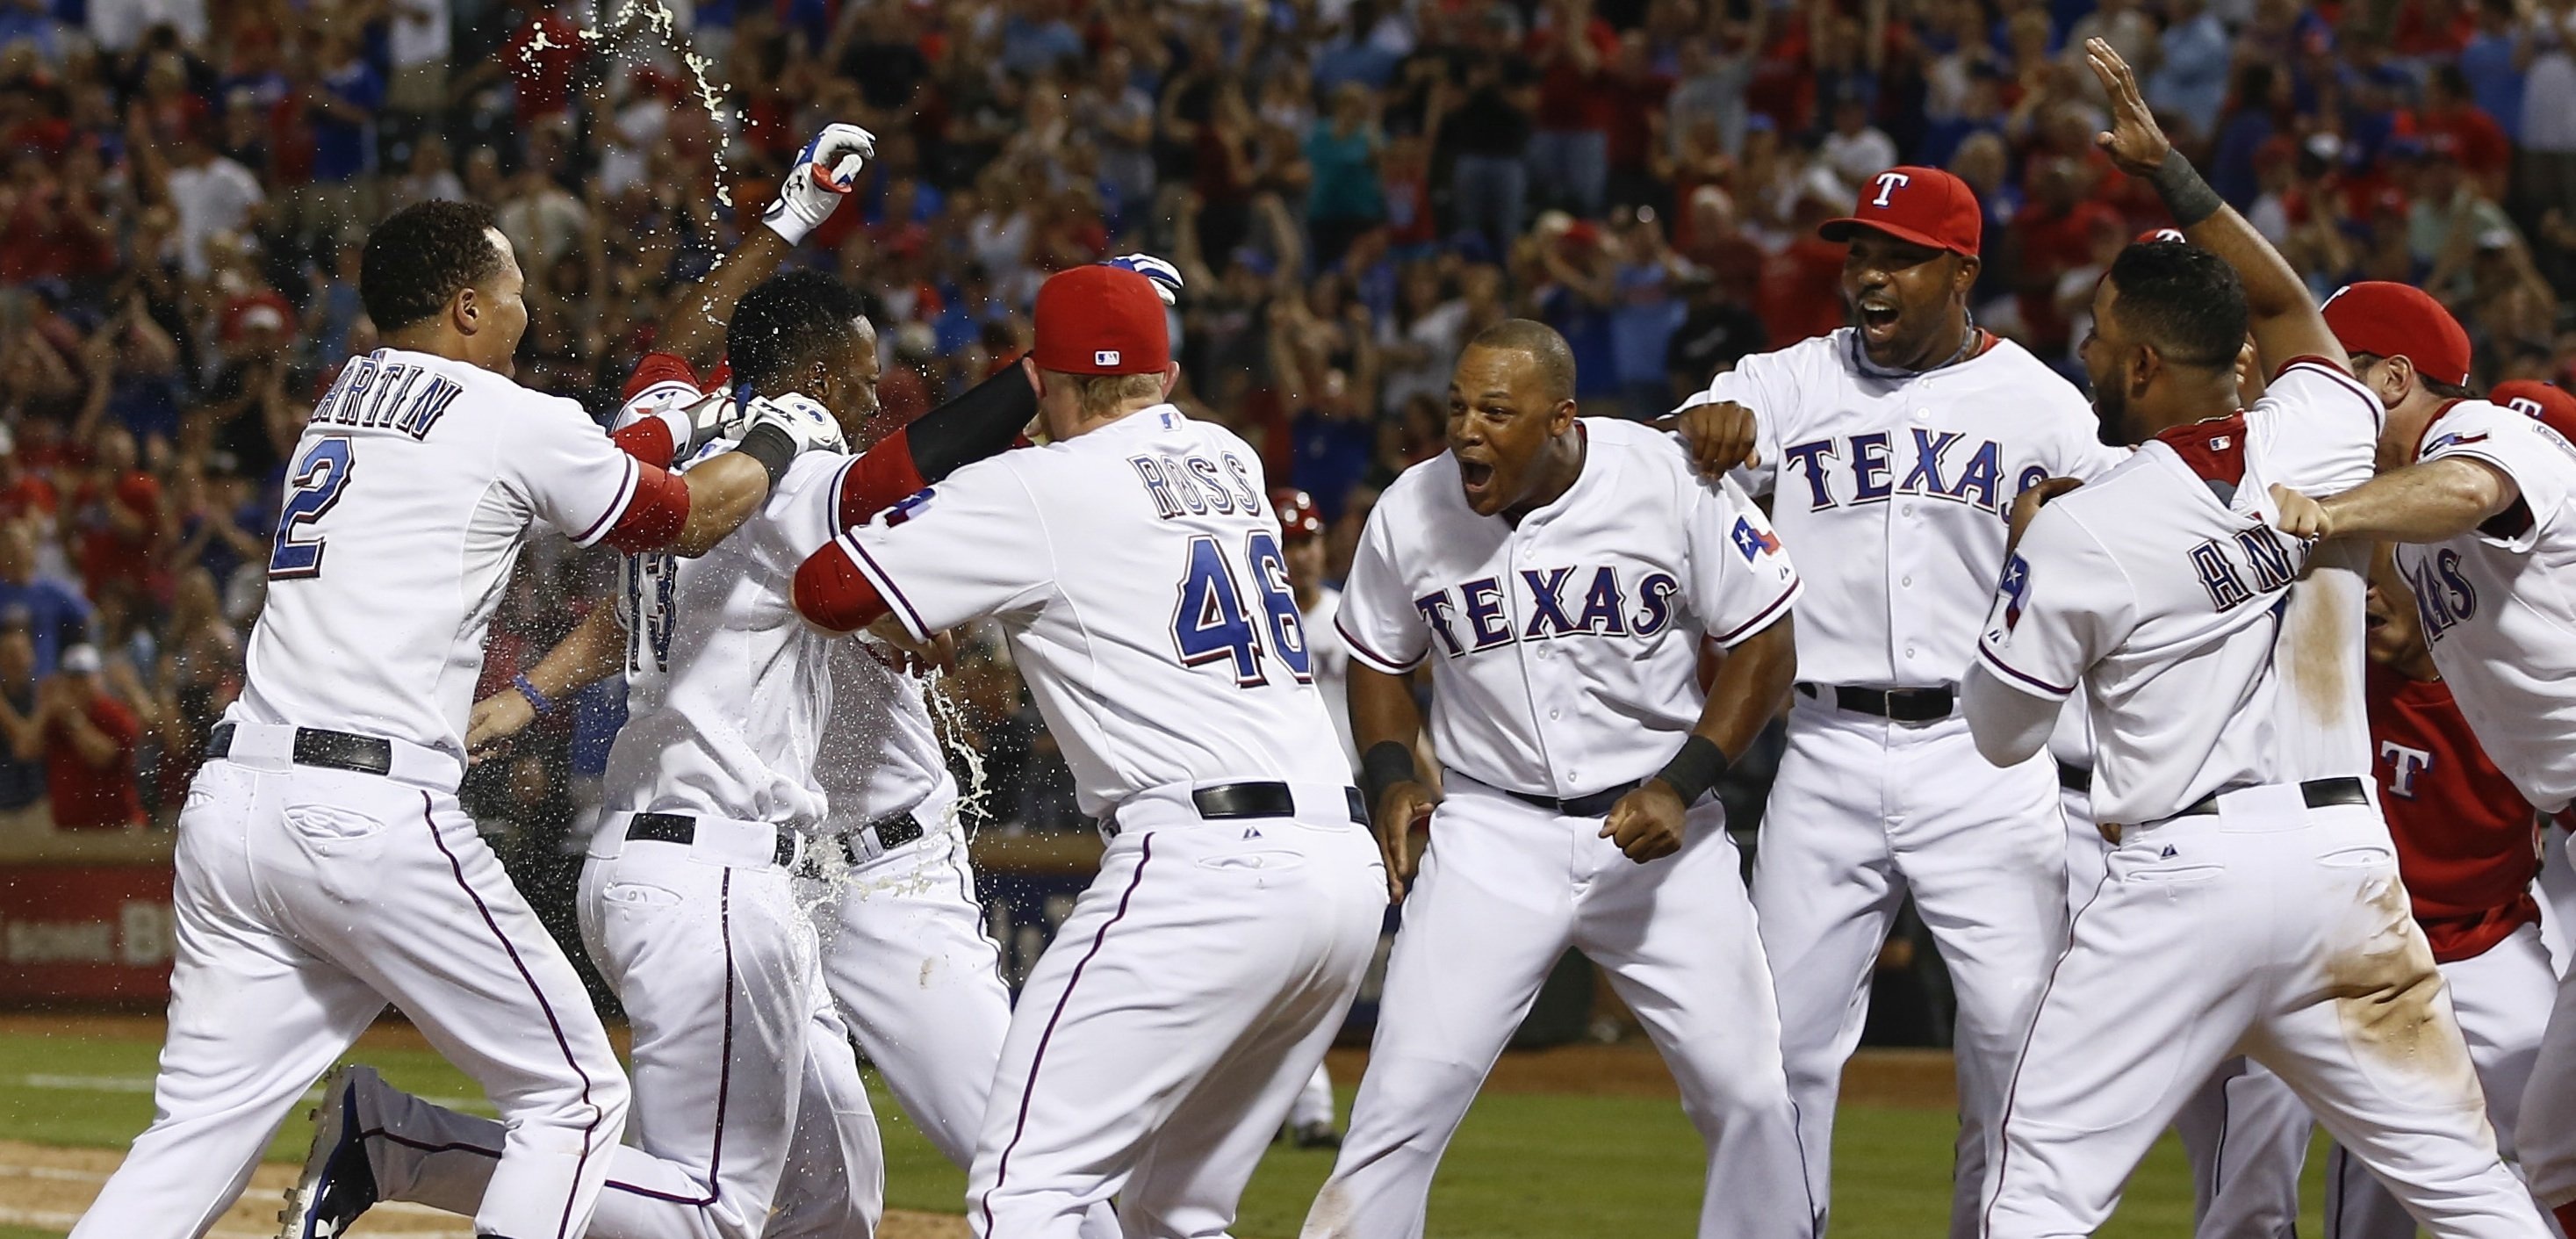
[2147, 152, 2223, 229]
[1652, 734, 1730, 807]
[734, 422, 799, 490]
[1360, 740, 1419, 813]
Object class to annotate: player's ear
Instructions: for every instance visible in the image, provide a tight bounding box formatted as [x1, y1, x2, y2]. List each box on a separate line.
[1550, 396, 1578, 434]
[451, 284, 479, 336]
[2376, 355, 2415, 404]
[1157, 362, 1181, 399]
[1950, 252, 1981, 294]
[2127, 342, 2160, 400]
[1019, 356, 1045, 399]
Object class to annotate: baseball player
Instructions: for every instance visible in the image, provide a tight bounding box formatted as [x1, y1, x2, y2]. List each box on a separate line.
[2269, 343, 2576, 1237]
[1665, 162, 2126, 1233]
[1968, 41, 2544, 1237]
[1299, 320, 1809, 1237]
[1275, 486, 1349, 1149]
[792, 264, 1385, 1238]
[75, 198, 844, 1239]
[2490, 382, 2576, 978]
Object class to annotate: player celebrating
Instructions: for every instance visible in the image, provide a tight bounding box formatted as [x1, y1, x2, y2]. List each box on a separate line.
[1299, 321, 1809, 1238]
[792, 264, 1385, 1238]
[1965, 40, 2545, 1238]
[74, 198, 843, 1239]
[1665, 163, 2125, 1232]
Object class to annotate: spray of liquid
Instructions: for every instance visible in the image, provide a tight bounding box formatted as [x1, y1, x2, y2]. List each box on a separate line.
[517, 0, 747, 206]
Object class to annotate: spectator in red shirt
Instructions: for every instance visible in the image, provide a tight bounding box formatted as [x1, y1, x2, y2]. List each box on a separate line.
[28, 644, 144, 830]
[2011, 157, 2124, 357]
[1526, 0, 1619, 217]
[2415, 63, 2515, 199]
[69, 425, 164, 608]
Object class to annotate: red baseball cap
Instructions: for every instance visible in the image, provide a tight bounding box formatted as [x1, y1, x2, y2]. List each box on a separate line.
[2136, 227, 2186, 244]
[2320, 282, 2472, 389]
[1272, 487, 1324, 542]
[1031, 265, 1170, 376]
[1819, 166, 1982, 256]
[2491, 380, 2576, 443]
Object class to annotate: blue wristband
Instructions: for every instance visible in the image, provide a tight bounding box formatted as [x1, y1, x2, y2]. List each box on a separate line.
[513, 674, 560, 718]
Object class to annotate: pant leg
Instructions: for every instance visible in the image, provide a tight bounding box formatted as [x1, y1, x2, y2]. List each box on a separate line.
[1983, 828, 2260, 1239]
[767, 973, 886, 1239]
[1890, 721, 2070, 1239]
[1749, 708, 1908, 1234]
[2537, 831, 2576, 976]
[2172, 1058, 2308, 1239]
[1289, 1063, 1336, 1133]
[70, 761, 388, 1239]
[2332, 923, 2557, 1238]
[1302, 786, 1579, 1239]
[970, 814, 1385, 1239]
[2526, 931, 2576, 1210]
[1574, 803, 1811, 1239]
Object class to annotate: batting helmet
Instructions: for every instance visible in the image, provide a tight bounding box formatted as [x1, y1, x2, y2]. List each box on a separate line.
[1273, 488, 1324, 542]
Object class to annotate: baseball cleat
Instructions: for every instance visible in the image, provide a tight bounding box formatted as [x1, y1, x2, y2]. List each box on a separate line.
[278, 1064, 380, 1239]
[1287, 1120, 1342, 1150]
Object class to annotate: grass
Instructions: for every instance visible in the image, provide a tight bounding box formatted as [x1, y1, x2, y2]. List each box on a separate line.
[0, 1031, 2332, 1237]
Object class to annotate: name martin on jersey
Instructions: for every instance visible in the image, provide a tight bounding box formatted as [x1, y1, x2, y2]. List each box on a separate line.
[307, 353, 464, 441]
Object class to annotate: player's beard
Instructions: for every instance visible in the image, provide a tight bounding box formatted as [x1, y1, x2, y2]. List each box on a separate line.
[2088, 365, 2137, 445]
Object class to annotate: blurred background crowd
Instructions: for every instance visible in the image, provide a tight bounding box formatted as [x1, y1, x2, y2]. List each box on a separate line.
[1, 0, 2572, 856]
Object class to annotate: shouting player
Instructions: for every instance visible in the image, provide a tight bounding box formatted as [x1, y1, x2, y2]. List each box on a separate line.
[793, 264, 1385, 1238]
[1665, 162, 2125, 1233]
[1965, 40, 2545, 1238]
[75, 198, 842, 1239]
[1300, 320, 1809, 1238]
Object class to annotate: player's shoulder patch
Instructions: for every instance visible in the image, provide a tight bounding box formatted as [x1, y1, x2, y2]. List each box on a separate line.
[1997, 551, 2033, 631]
[1730, 515, 1782, 562]
[882, 486, 937, 528]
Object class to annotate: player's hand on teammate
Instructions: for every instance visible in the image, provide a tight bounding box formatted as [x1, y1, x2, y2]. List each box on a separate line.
[1602, 781, 1688, 864]
[2083, 38, 2173, 177]
[1371, 781, 1436, 901]
[2007, 476, 2084, 551]
[464, 688, 537, 764]
[861, 623, 958, 675]
[761, 122, 876, 246]
[1654, 399, 1762, 475]
[2268, 484, 2332, 539]
[1099, 254, 1184, 305]
[743, 392, 847, 456]
[675, 390, 747, 459]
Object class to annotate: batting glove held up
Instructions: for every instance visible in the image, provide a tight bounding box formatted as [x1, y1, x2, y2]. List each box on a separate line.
[742, 393, 849, 457]
[761, 123, 876, 245]
[1099, 253, 1184, 305]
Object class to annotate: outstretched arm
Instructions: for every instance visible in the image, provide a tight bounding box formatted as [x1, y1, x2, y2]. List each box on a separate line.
[467, 603, 629, 756]
[2084, 39, 2344, 374]
[2270, 458, 2521, 544]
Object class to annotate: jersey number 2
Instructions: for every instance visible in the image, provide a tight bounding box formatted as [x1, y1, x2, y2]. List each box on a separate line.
[268, 436, 353, 579]
[1171, 531, 1310, 686]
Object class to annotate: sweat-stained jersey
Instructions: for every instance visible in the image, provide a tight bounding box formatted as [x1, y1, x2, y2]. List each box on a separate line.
[1335, 419, 1801, 800]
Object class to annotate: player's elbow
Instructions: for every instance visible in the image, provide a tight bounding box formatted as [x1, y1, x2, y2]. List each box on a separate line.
[1961, 666, 2053, 768]
[793, 543, 890, 634]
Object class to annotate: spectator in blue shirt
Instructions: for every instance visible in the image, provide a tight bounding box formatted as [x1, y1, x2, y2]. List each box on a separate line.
[0, 519, 90, 678]
[2462, 0, 2530, 140]
[2147, 0, 2233, 140]
[0, 615, 46, 813]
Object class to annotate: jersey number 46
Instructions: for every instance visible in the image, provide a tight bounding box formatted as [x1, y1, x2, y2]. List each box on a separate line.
[1171, 531, 1311, 687]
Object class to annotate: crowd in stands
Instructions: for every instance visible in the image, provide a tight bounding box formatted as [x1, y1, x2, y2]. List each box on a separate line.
[1, 0, 2572, 846]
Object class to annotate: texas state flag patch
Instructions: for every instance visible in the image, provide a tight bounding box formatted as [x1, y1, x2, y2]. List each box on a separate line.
[1998, 552, 2032, 630]
[1731, 517, 1781, 562]
[885, 486, 937, 528]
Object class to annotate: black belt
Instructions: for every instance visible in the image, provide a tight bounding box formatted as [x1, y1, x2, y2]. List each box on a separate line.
[839, 811, 926, 865]
[1506, 779, 1643, 819]
[1105, 782, 1369, 838]
[626, 811, 799, 868]
[1797, 682, 1955, 723]
[2171, 776, 2370, 819]
[205, 723, 392, 776]
[2058, 764, 2092, 795]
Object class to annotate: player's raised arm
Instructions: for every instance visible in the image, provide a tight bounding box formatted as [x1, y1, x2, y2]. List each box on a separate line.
[658, 124, 875, 371]
[2084, 39, 2344, 376]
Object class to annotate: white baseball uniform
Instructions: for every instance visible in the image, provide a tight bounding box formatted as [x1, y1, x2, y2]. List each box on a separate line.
[818, 404, 1386, 1239]
[2376, 400, 2576, 1220]
[341, 393, 885, 1239]
[1302, 418, 1809, 1238]
[1968, 364, 2546, 1238]
[1678, 326, 2126, 1235]
[74, 348, 654, 1239]
[1290, 585, 1353, 1136]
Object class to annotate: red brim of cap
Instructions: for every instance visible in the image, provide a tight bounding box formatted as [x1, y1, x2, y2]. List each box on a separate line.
[1817, 217, 1971, 255]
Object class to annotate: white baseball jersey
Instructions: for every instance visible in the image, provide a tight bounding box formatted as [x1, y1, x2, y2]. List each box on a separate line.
[1302, 587, 1357, 768]
[1975, 363, 2381, 823]
[1337, 419, 1801, 799]
[815, 638, 949, 832]
[232, 347, 649, 758]
[1680, 328, 2126, 688]
[2390, 400, 2576, 812]
[837, 405, 1348, 816]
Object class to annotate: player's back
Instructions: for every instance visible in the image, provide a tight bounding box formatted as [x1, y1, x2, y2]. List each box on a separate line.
[893, 407, 1348, 817]
[234, 348, 639, 758]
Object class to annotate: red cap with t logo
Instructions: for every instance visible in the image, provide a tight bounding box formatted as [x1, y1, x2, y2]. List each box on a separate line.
[1819, 166, 1983, 256]
[1031, 265, 1172, 376]
[2320, 281, 2472, 389]
[2491, 380, 2576, 443]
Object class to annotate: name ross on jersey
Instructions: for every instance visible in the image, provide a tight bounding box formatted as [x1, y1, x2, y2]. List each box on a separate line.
[1777, 429, 2052, 517]
[2190, 525, 2306, 612]
[309, 355, 464, 441]
[2402, 548, 2479, 642]
[1130, 450, 1263, 520]
[1414, 566, 1683, 658]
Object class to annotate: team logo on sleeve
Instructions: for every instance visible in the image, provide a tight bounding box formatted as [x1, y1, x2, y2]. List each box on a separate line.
[2422, 431, 2488, 455]
[1998, 553, 2032, 631]
[1731, 517, 1781, 562]
[885, 487, 937, 527]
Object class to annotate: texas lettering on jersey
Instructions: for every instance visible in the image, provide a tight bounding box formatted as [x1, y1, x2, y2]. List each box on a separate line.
[2402, 548, 2479, 642]
[1414, 567, 1684, 657]
[1774, 428, 2054, 517]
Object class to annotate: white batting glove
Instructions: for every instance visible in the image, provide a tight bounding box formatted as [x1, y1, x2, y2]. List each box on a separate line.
[741, 392, 847, 456]
[1098, 253, 1184, 305]
[760, 123, 876, 246]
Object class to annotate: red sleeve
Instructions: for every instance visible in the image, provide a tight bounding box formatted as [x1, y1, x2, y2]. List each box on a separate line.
[622, 351, 703, 403]
[90, 695, 140, 747]
[837, 428, 931, 529]
[610, 418, 677, 470]
[601, 462, 693, 555]
[793, 538, 892, 632]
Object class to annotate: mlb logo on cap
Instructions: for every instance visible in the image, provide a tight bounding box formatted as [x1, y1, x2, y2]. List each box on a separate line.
[1033, 266, 1172, 376]
[1097, 350, 1121, 367]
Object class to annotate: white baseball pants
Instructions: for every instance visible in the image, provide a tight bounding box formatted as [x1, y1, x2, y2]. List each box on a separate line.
[361, 812, 883, 1239]
[2524, 940, 2576, 1220]
[1983, 789, 2548, 1239]
[70, 745, 629, 1239]
[967, 782, 1385, 1239]
[2538, 830, 2576, 976]
[1301, 776, 1809, 1239]
[1752, 696, 2069, 1239]
[2175, 1057, 2309, 1239]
